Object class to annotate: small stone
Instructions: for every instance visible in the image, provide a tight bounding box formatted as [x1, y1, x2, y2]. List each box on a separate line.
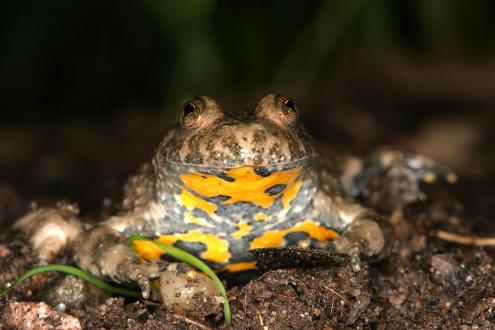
[2, 301, 82, 329]
[160, 264, 222, 319]
[388, 293, 407, 309]
[430, 254, 460, 277]
[55, 303, 66, 312]
[314, 308, 321, 317]
[43, 275, 109, 309]
[0, 244, 10, 257]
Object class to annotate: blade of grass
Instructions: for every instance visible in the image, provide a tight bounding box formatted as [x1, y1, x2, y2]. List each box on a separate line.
[0, 264, 141, 298]
[129, 235, 231, 326]
[1, 238, 231, 325]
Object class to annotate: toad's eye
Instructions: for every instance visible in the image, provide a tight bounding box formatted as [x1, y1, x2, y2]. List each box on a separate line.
[179, 97, 224, 129]
[255, 94, 299, 127]
[182, 102, 196, 117]
[180, 101, 200, 128]
[282, 98, 299, 125]
[284, 99, 296, 111]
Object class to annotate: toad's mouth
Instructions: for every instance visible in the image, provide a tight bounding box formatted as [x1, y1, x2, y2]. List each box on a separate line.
[164, 153, 317, 169]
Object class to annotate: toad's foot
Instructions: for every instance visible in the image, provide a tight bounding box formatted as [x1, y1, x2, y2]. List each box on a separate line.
[333, 218, 385, 257]
[12, 201, 83, 262]
[330, 217, 390, 271]
[74, 226, 161, 299]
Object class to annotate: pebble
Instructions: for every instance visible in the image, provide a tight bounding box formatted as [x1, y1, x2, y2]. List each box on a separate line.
[430, 254, 460, 277]
[2, 301, 82, 329]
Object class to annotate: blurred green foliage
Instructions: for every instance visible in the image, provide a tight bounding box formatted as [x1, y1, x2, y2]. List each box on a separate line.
[0, 0, 494, 121]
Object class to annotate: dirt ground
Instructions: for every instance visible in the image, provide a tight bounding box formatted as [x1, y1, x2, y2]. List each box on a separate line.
[2, 181, 495, 329]
[1, 69, 495, 329]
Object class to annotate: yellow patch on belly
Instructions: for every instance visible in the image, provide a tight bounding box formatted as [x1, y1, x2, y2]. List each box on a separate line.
[249, 220, 339, 249]
[178, 188, 217, 216]
[184, 211, 210, 227]
[254, 213, 268, 221]
[156, 231, 231, 264]
[280, 179, 302, 209]
[219, 261, 257, 272]
[132, 240, 165, 261]
[231, 222, 252, 239]
[179, 166, 302, 210]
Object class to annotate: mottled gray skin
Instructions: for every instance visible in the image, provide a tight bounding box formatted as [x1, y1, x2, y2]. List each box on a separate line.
[14, 93, 455, 299]
[159, 103, 316, 167]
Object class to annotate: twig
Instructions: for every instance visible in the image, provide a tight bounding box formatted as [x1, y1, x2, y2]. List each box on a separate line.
[172, 314, 212, 330]
[330, 296, 335, 317]
[257, 311, 267, 330]
[435, 230, 495, 246]
[323, 284, 345, 301]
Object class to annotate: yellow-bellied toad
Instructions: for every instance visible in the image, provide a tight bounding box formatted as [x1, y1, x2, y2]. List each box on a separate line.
[14, 93, 457, 298]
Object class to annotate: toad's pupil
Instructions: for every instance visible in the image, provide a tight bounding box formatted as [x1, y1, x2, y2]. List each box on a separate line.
[183, 103, 196, 116]
[285, 100, 296, 110]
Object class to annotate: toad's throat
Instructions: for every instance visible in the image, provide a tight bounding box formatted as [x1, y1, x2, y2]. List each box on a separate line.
[177, 166, 303, 215]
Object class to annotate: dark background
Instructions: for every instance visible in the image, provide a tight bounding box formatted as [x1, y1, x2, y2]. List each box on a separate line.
[0, 0, 494, 225]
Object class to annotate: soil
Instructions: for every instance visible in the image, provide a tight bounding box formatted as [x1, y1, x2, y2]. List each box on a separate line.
[4, 189, 495, 329]
[1, 65, 495, 329]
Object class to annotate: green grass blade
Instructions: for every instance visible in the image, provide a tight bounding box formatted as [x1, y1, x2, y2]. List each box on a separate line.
[0, 264, 141, 298]
[129, 235, 231, 325]
[1, 239, 232, 325]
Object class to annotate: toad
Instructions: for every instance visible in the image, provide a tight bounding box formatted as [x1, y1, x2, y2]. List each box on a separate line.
[13, 93, 456, 299]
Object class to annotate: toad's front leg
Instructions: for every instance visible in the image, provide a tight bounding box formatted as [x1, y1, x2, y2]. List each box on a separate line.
[74, 226, 160, 298]
[12, 201, 223, 318]
[73, 201, 182, 298]
[14, 201, 167, 298]
[313, 191, 391, 259]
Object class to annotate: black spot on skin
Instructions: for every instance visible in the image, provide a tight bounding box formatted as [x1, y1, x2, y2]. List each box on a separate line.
[251, 147, 265, 165]
[254, 167, 273, 177]
[210, 195, 231, 203]
[222, 136, 241, 159]
[184, 134, 204, 164]
[210, 150, 224, 161]
[184, 153, 204, 164]
[253, 154, 263, 165]
[215, 172, 235, 182]
[268, 143, 283, 160]
[284, 232, 310, 246]
[265, 184, 287, 196]
[187, 134, 201, 152]
[252, 129, 267, 143]
[163, 136, 182, 162]
[206, 139, 215, 151]
[173, 241, 207, 256]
